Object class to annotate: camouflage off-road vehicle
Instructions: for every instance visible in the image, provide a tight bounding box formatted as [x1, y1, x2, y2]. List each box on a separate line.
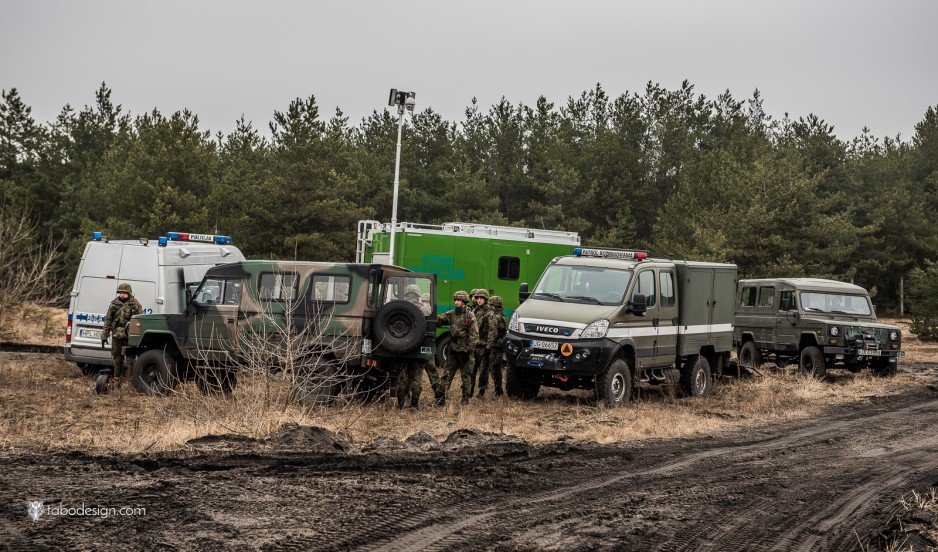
[124, 261, 437, 401]
[733, 278, 903, 378]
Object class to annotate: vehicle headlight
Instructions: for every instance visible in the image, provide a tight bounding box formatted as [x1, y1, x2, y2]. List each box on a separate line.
[890, 330, 899, 341]
[829, 326, 839, 336]
[508, 312, 520, 332]
[581, 319, 610, 339]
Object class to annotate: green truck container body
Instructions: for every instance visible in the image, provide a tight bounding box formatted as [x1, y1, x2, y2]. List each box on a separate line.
[675, 262, 737, 356]
[356, 221, 581, 318]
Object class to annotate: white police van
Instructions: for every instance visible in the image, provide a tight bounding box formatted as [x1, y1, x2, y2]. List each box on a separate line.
[64, 231, 245, 375]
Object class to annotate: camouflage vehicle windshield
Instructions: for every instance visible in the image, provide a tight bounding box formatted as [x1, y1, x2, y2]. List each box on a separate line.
[125, 261, 436, 401]
[733, 278, 903, 378]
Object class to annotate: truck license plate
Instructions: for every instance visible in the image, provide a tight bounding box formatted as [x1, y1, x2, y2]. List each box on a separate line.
[79, 328, 102, 339]
[530, 340, 558, 351]
[857, 349, 881, 357]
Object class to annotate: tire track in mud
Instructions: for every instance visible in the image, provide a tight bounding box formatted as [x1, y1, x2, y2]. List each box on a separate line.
[360, 397, 938, 552]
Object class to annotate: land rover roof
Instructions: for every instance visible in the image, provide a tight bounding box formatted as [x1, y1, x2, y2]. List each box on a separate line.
[552, 254, 729, 270]
[203, 261, 413, 279]
[739, 278, 868, 294]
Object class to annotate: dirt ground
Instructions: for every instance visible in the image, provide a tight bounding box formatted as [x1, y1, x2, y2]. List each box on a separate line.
[1, 365, 937, 551]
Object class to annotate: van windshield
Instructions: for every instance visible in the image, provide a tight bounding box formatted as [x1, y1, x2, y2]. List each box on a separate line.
[799, 292, 872, 316]
[533, 265, 632, 305]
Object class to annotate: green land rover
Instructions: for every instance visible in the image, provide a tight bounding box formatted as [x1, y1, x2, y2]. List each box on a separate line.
[733, 278, 903, 378]
[124, 260, 437, 401]
[505, 248, 738, 407]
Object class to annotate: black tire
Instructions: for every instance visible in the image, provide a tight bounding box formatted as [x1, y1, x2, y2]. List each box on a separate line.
[374, 300, 426, 354]
[435, 333, 452, 367]
[94, 372, 110, 394]
[197, 368, 238, 396]
[505, 364, 540, 400]
[738, 341, 761, 372]
[78, 363, 97, 377]
[871, 357, 897, 378]
[799, 346, 827, 379]
[293, 355, 341, 405]
[596, 358, 632, 408]
[131, 349, 177, 396]
[680, 355, 711, 398]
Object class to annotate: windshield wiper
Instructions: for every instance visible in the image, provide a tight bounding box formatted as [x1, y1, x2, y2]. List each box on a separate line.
[533, 292, 564, 301]
[803, 307, 823, 312]
[566, 295, 603, 304]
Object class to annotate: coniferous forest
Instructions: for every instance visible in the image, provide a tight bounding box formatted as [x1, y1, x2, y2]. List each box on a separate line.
[3, 81, 938, 315]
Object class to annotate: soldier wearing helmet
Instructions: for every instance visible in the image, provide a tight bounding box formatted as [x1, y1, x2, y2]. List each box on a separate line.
[101, 282, 143, 389]
[395, 282, 441, 408]
[487, 295, 508, 396]
[437, 290, 479, 405]
[470, 288, 498, 397]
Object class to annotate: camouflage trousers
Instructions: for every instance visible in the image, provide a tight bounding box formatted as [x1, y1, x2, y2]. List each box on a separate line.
[111, 337, 134, 378]
[471, 347, 490, 396]
[481, 347, 505, 396]
[441, 350, 473, 400]
[423, 358, 442, 395]
[396, 359, 424, 407]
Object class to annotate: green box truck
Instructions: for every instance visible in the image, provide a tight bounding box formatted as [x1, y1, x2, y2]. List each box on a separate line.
[356, 220, 580, 354]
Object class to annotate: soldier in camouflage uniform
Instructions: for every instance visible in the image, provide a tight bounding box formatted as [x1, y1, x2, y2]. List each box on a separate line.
[438, 290, 478, 405]
[396, 284, 435, 409]
[470, 288, 499, 397]
[101, 282, 142, 385]
[487, 295, 508, 396]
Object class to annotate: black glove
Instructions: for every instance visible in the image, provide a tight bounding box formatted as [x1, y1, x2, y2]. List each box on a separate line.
[101, 337, 108, 349]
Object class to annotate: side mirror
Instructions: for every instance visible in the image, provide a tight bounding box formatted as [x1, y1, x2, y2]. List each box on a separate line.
[519, 282, 530, 304]
[186, 301, 198, 315]
[779, 298, 791, 312]
[628, 293, 648, 315]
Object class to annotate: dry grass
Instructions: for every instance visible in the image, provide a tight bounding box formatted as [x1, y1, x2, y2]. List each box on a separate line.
[880, 317, 938, 364]
[0, 303, 66, 346]
[0, 351, 930, 454]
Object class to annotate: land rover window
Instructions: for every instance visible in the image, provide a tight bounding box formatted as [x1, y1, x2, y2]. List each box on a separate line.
[312, 275, 351, 303]
[757, 286, 775, 309]
[533, 265, 631, 305]
[778, 290, 795, 311]
[634, 270, 656, 308]
[194, 278, 224, 305]
[222, 280, 242, 305]
[385, 276, 434, 316]
[259, 272, 298, 301]
[498, 256, 521, 280]
[741, 286, 757, 307]
[659, 271, 675, 308]
[799, 292, 872, 316]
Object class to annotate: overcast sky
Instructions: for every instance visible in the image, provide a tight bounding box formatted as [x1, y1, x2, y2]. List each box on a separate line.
[2, 0, 936, 140]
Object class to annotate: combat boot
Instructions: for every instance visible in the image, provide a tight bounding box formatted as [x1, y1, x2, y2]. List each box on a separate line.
[397, 397, 406, 409]
[461, 396, 470, 406]
[409, 398, 420, 410]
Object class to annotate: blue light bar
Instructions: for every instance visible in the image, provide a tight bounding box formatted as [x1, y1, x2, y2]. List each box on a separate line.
[92, 231, 102, 241]
[157, 236, 169, 247]
[166, 232, 181, 240]
[214, 235, 232, 245]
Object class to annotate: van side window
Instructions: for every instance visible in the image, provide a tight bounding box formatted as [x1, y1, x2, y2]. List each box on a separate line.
[635, 270, 656, 308]
[259, 273, 298, 301]
[757, 286, 775, 308]
[659, 271, 675, 308]
[313, 275, 351, 303]
[498, 256, 521, 280]
[741, 286, 756, 307]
